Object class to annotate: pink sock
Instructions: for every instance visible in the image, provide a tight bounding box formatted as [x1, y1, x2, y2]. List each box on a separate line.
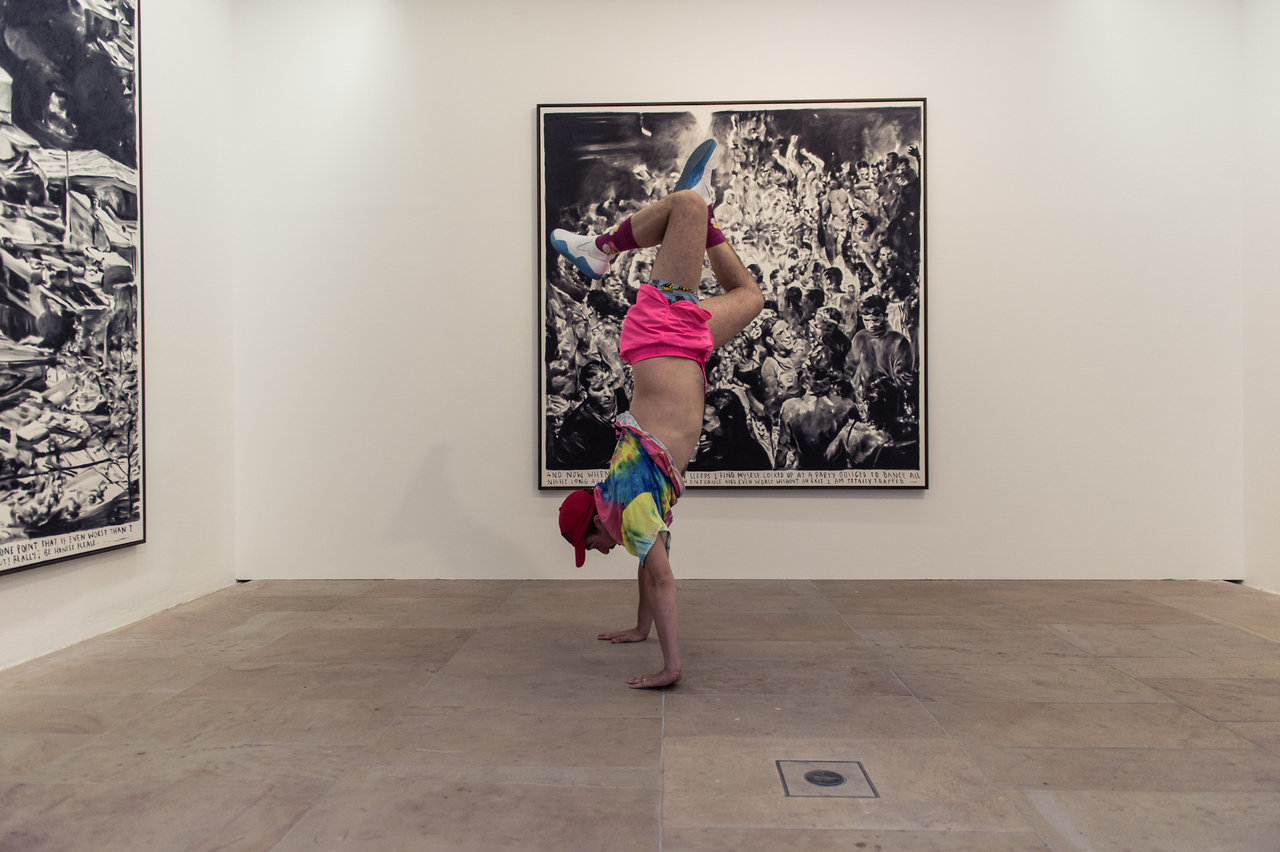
[706, 206, 727, 248]
[595, 217, 639, 256]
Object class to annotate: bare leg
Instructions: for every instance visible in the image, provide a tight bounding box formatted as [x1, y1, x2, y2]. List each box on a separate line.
[625, 188, 723, 469]
[629, 537, 681, 689]
[627, 241, 764, 473]
[598, 565, 653, 643]
[633, 190, 713, 291]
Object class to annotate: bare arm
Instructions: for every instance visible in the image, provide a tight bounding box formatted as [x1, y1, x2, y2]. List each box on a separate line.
[598, 564, 653, 644]
[630, 537, 681, 688]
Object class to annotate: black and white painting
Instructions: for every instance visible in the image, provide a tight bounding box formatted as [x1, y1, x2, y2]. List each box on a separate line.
[0, 0, 143, 574]
[539, 100, 926, 489]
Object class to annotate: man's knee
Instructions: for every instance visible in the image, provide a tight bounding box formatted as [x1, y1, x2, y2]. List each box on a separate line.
[670, 189, 708, 216]
[733, 274, 766, 318]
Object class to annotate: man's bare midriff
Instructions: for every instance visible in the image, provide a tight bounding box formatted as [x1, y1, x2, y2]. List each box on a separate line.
[628, 356, 705, 473]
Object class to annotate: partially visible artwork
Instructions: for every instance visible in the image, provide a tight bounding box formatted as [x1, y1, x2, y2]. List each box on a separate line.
[538, 100, 926, 489]
[0, 0, 143, 574]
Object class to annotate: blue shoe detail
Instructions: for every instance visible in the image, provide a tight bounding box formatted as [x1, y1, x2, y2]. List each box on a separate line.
[550, 231, 606, 279]
[675, 139, 716, 192]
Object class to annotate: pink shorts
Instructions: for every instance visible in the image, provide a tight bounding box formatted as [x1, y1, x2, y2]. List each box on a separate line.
[619, 283, 715, 370]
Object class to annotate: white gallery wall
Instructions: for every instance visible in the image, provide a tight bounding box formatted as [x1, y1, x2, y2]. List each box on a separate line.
[0, 0, 239, 669]
[230, 0, 1251, 582]
[1243, 0, 1280, 593]
[0, 0, 1271, 670]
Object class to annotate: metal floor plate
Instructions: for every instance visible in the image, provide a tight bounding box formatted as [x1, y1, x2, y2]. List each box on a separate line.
[776, 760, 878, 798]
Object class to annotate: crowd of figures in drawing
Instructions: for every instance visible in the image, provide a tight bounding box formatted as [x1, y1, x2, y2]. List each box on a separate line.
[542, 104, 924, 485]
[0, 0, 142, 551]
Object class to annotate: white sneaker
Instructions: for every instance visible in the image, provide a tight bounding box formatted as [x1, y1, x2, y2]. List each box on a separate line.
[550, 229, 611, 280]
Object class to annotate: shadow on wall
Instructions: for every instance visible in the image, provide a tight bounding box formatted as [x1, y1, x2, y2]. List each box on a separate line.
[383, 443, 537, 575]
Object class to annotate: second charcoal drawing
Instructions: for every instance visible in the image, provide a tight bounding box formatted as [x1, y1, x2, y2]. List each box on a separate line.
[539, 100, 927, 489]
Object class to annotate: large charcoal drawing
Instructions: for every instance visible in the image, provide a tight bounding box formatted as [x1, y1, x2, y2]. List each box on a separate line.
[0, 0, 143, 574]
[539, 101, 926, 489]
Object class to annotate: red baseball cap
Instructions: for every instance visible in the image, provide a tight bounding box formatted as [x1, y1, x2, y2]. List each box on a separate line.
[558, 488, 596, 568]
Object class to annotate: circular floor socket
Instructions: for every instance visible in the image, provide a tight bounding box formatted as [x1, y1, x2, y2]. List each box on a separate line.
[803, 769, 846, 787]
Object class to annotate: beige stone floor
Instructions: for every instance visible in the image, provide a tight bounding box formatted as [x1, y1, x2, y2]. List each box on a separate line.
[2, 578, 1279, 851]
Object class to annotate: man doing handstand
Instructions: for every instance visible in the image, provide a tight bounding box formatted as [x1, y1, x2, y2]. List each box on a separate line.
[553, 141, 764, 688]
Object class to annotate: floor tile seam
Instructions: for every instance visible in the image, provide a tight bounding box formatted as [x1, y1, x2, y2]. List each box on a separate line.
[856, 626, 1120, 637]
[231, 657, 472, 667]
[998, 786, 1100, 852]
[19, 787, 296, 852]
[662, 823, 1048, 836]
[999, 783, 1280, 798]
[351, 579, 389, 598]
[825, 603, 917, 688]
[261, 617, 498, 850]
[826, 603, 974, 751]
[1148, 607, 1280, 643]
[832, 617, 1043, 626]
[1231, 738, 1280, 756]
[659, 689, 664, 852]
[828, 592, 1056, 847]
[660, 726, 962, 741]
[873, 654, 1111, 667]
[1135, 674, 1280, 686]
[884, 698, 1259, 710]
[656, 687, 918, 697]
[354, 760, 664, 772]
[654, 691, 915, 701]
[100, 693, 425, 707]
[881, 659, 1194, 671]
[395, 713, 665, 720]
[963, 744, 1271, 752]
[677, 656, 882, 664]
[395, 626, 488, 711]
[180, 605, 352, 618]
[0, 686, 187, 697]
[911, 697, 1185, 707]
[933, 723, 1059, 847]
[951, 579, 1034, 611]
[31, 691, 179, 743]
[3, 777, 335, 791]
[259, 703, 424, 850]
[264, 786, 341, 852]
[1056, 650, 1266, 662]
[1031, 622, 1137, 660]
[0, 730, 117, 739]
[994, 782, 1280, 794]
[1177, 648, 1280, 660]
[27, 737, 387, 750]
[8, 645, 267, 662]
[813, 586, 884, 648]
[1116, 679, 1280, 724]
[672, 608, 845, 615]
[475, 579, 558, 628]
[82, 738, 408, 749]
[669, 826, 1052, 835]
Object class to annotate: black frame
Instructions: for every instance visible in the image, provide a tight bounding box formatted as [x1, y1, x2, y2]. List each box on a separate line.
[537, 99, 927, 490]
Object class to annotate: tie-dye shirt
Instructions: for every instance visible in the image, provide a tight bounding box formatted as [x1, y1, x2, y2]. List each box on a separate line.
[593, 412, 683, 566]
